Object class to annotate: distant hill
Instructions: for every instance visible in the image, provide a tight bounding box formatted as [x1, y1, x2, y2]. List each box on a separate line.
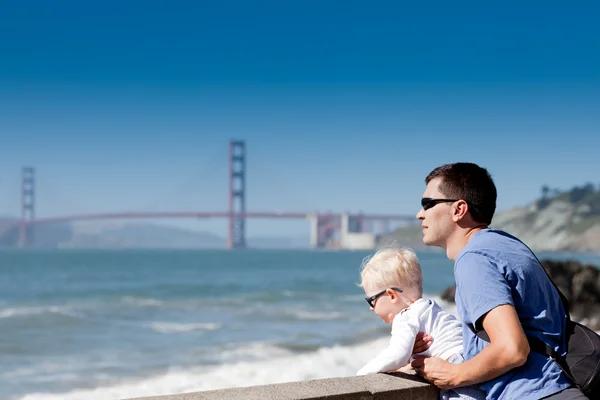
[0, 218, 310, 249]
[0, 217, 15, 237]
[491, 183, 600, 252]
[376, 223, 434, 251]
[247, 235, 310, 249]
[0, 217, 19, 247]
[378, 183, 600, 253]
[63, 222, 225, 249]
[0, 217, 73, 248]
[0, 219, 225, 249]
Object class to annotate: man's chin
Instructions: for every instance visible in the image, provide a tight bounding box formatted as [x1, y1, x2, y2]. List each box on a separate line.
[422, 236, 441, 248]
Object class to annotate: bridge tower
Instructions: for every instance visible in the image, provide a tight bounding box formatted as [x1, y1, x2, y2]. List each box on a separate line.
[18, 166, 35, 248]
[228, 140, 246, 249]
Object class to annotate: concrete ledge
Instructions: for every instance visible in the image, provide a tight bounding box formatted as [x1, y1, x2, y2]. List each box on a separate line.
[124, 371, 439, 400]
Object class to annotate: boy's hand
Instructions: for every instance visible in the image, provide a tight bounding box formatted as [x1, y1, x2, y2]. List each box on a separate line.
[395, 363, 414, 373]
[412, 332, 433, 354]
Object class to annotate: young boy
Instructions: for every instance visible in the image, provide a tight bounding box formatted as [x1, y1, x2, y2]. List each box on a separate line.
[357, 246, 485, 400]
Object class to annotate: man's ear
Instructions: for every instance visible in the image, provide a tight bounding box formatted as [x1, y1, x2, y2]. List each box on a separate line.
[452, 200, 469, 222]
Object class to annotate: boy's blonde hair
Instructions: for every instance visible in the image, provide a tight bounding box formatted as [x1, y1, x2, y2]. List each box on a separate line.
[358, 246, 423, 296]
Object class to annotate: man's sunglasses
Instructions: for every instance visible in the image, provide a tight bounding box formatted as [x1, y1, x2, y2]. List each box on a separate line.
[421, 197, 460, 211]
[365, 287, 403, 308]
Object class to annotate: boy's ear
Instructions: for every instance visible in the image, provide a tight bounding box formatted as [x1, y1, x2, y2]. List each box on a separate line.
[387, 288, 400, 303]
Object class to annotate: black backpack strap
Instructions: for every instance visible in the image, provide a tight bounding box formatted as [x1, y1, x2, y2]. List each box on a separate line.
[520, 242, 572, 324]
[468, 322, 555, 357]
[467, 322, 490, 342]
[468, 320, 575, 383]
[519, 243, 576, 382]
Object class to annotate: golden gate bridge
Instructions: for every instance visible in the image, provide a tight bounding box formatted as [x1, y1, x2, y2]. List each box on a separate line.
[10, 140, 416, 249]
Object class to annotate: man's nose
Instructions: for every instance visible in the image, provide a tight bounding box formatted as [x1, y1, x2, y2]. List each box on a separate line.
[416, 208, 424, 220]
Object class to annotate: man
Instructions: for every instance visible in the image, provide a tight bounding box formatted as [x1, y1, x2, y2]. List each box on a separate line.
[410, 162, 586, 399]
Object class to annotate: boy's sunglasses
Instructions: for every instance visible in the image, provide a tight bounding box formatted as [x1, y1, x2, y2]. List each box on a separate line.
[365, 287, 403, 308]
[421, 197, 460, 211]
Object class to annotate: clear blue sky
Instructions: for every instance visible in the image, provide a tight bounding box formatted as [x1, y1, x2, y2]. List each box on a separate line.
[1, 1, 599, 237]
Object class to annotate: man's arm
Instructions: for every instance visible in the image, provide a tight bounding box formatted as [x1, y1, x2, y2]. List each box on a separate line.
[453, 303, 530, 386]
[412, 303, 530, 388]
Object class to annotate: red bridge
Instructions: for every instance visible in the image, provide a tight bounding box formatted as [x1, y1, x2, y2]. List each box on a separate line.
[11, 141, 416, 249]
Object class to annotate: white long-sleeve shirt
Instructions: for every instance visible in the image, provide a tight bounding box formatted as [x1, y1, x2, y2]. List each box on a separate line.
[357, 298, 463, 375]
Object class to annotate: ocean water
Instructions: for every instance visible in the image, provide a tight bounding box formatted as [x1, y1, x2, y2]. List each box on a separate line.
[2, 249, 599, 400]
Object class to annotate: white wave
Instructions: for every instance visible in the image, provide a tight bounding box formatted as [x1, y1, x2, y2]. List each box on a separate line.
[18, 337, 390, 400]
[341, 294, 364, 302]
[217, 341, 295, 362]
[121, 296, 163, 307]
[293, 310, 348, 320]
[150, 321, 222, 333]
[0, 305, 80, 319]
[3, 361, 67, 379]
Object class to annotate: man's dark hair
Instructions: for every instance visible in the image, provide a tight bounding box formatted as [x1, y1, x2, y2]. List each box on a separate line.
[425, 162, 497, 225]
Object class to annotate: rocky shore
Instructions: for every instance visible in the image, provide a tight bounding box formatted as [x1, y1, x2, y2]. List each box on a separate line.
[440, 259, 600, 330]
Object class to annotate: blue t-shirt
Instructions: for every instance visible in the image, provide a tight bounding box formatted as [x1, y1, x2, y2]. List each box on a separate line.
[455, 228, 571, 400]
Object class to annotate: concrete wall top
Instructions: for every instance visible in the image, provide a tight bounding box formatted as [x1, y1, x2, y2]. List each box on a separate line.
[123, 371, 439, 400]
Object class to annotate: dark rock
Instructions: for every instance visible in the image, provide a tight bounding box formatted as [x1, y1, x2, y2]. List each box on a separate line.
[540, 259, 582, 300]
[440, 259, 600, 330]
[440, 285, 456, 303]
[570, 265, 600, 329]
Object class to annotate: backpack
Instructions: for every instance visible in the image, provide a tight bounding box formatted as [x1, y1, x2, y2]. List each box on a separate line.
[467, 247, 600, 398]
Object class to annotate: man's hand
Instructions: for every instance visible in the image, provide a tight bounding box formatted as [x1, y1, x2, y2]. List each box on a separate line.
[411, 355, 459, 389]
[412, 332, 433, 354]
